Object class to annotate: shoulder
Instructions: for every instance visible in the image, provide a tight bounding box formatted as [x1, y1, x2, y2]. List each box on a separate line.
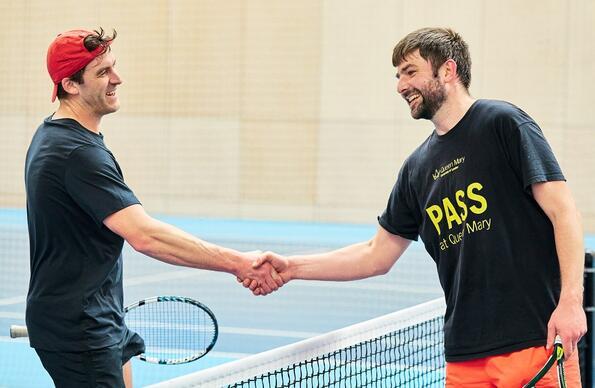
[34, 117, 104, 150]
[67, 144, 117, 170]
[472, 99, 535, 128]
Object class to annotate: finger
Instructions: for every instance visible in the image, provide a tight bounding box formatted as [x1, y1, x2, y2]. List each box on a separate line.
[242, 278, 252, 288]
[248, 279, 259, 291]
[269, 267, 284, 287]
[565, 336, 578, 360]
[554, 334, 572, 360]
[259, 281, 272, 295]
[564, 341, 573, 361]
[557, 334, 568, 358]
[259, 269, 279, 292]
[258, 288, 270, 296]
[237, 277, 243, 283]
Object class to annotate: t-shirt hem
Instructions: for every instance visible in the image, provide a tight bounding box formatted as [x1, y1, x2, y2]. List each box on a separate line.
[377, 217, 419, 241]
[95, 200, 142, 227]
[445, 338, 546, 362]
[525, 173, 566, 188]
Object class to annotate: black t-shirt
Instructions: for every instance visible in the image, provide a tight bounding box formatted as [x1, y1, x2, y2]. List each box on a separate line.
[25, 116, 140, 352]
[379, 99, 564, 361]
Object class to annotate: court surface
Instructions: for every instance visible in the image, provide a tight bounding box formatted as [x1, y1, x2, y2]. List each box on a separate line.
[1, 209, 593, 387]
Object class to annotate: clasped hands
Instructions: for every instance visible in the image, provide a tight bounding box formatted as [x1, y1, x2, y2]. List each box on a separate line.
[236, 251, 288, 296]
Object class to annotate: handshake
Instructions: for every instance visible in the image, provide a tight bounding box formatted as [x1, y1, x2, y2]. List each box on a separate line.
[235, 251, 290, 296]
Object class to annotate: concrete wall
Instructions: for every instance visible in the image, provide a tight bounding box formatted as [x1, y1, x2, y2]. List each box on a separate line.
[1, 0, 593, 231]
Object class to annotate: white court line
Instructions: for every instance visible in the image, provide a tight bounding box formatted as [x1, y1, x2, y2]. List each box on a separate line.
[0, 295, 26, 306]
[142, 347, 251, 359]
[0, 337, 250, 360]
[126, 321, 318, 339]
[141, 350, 250, 360]
[0, 312, 23, 319]
[208, 351, 250, 359]
[0, 336, 28, 342]
[127, 319, 319, 339]
[220, 326, 319, 339]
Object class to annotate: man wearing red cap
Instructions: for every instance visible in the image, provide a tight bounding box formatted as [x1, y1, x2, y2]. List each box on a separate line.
[25, 28, 284, 388]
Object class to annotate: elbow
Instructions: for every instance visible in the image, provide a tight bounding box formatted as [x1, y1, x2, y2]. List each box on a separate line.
[365, 239, 394, 277]
[128, 234, 153, 255]
[373, 262, 392, 276]
[367, 254, 393, 277]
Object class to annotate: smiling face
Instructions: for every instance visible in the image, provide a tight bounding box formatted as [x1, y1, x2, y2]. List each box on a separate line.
[76, 51, 122, 117]
[396, 50, 446, 120]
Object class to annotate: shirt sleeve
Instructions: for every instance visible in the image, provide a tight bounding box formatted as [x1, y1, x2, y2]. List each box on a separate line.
[503, 119, 565, 191]
[64, 145, 140, 227]
[378, 163, 420, 241]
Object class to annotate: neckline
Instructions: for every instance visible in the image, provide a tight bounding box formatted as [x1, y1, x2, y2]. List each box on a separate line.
[46, 115, 104, 139]
[432, 99, 481, 143]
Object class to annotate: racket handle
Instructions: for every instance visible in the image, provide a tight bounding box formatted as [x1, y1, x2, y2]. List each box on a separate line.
[553, 335, 565, 362]
[10, 325, 28, 338]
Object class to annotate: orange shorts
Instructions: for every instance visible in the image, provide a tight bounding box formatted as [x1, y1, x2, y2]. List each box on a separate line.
[446, 345, 581, 387]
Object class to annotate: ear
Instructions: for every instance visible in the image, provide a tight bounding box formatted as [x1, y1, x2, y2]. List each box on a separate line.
[441, 59, 458, 84]
[60, 78, 80, 97]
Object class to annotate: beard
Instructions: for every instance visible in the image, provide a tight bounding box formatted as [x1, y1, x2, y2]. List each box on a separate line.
[409, 78, 446, 120]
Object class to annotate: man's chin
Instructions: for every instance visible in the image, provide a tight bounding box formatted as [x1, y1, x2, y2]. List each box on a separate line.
[106, 103, 120, 114]
[410, 108, 424, 120]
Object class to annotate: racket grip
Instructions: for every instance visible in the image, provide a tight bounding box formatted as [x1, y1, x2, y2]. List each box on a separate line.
[10, 325, 28, 338]
[553, 335, 565, 361]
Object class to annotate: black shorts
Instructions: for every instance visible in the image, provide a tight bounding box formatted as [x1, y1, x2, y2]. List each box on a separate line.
[35, 330, 145, 388]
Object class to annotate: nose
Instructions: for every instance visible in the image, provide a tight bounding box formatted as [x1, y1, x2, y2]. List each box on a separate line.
[110, 69, 123, 85]
[397, 77, 407, 95]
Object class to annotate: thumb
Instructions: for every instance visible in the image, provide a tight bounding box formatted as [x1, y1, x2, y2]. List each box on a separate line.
[546, 325, 556, 350]
[252, 255, 269, 268]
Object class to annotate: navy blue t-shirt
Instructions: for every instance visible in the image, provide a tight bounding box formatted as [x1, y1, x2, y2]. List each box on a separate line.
[379, 100, 564, 361]
[25, 116, 140, 352]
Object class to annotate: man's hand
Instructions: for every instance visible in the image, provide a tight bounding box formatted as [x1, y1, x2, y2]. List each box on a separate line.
[237, 251, 290, 295]
[546, 297, 587, 360]
[235, 251, 284, 296]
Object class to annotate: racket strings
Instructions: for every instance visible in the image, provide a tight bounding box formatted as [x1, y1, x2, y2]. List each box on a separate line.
[126, 300, 216, 363]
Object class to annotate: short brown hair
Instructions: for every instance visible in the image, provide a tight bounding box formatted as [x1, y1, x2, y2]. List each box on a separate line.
[56, 28, 117, 100]
[392, 27, 471, 89]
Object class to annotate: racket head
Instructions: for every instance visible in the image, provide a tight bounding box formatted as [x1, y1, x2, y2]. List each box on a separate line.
[124, 296, 218, 365]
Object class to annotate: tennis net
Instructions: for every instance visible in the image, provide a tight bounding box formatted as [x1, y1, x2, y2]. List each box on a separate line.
[147, 297, 446, 387]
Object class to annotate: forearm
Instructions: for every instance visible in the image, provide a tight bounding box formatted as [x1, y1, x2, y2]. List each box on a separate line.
[286, 232, 410, 281]
[552, 209, 584, 303]
[133, 218, 246, 276]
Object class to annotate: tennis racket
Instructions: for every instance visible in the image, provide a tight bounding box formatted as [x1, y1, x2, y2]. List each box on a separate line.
[523, 335, 566, 388]
[10, 295, 218, 365]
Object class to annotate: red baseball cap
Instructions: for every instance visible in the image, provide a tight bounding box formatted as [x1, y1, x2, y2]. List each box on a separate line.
[46, 29, 112, 102]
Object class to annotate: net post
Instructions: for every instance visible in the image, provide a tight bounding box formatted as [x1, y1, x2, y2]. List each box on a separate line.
[580, 250, 594, 388]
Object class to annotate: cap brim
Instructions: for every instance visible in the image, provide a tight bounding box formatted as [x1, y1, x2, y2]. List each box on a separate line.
[51, 83, 58, 102]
